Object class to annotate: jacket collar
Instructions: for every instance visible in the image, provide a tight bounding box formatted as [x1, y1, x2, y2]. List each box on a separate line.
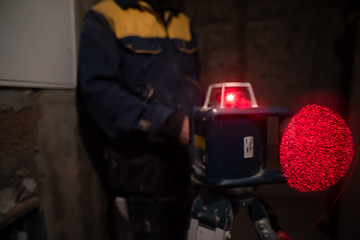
[114, 0, 141, 9]
[115, 0, 180, 12]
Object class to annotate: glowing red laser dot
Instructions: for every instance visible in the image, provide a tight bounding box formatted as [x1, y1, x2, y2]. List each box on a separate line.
[223, 91, 251, 108]
[280, 104, 354, 192]
[226, 93, 235, 102]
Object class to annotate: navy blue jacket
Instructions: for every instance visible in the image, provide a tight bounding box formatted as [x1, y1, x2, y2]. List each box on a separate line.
[77, 0, 204, 143]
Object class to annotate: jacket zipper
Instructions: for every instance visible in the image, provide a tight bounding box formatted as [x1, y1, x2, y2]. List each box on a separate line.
[138, 4, 169, 38]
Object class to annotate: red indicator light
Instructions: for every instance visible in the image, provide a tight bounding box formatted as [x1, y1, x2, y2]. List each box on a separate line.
[280, 104, 354, 192]
[223, 90, 251, 109]
[226, 93, 235, 102]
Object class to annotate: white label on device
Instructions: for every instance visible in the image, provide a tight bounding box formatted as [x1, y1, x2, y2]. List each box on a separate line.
[244, 136, 254, 159]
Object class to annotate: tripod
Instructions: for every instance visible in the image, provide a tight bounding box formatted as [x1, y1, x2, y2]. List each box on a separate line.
[186, 175, 280, 240]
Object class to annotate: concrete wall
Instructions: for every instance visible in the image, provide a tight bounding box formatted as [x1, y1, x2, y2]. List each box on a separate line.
[0, 1, 107, 240]
[0, 89, 107, 240]
[0, 0, 359, 239]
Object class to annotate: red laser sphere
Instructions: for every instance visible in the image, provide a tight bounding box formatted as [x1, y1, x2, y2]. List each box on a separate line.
[280, 104, 354, 192]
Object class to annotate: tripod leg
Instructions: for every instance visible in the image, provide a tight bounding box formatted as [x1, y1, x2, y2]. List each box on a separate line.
[248, 197, 278, 240]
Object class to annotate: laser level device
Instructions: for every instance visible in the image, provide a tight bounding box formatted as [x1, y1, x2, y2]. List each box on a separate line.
[187, 82, 292, 240]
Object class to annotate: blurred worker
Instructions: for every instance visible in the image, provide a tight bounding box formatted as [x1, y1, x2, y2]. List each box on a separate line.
[76, 0, 204, 239]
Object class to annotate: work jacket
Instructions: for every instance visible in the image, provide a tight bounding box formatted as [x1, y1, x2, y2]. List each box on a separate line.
[77, 0, 204, 143]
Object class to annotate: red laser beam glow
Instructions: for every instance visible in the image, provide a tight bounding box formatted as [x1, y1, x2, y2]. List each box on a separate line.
[226, 93, 235, 102]
[280, 104, 354, 192]
[223, 91, 251, 108]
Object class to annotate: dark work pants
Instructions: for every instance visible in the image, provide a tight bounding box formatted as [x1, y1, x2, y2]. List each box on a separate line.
[105, 144, 193, 240]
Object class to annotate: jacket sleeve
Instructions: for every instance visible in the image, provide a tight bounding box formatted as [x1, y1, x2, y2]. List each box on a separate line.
[77, 10, 174, 141]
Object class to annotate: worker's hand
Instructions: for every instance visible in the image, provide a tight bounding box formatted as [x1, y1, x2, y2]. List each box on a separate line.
[179, 116, 189, 146]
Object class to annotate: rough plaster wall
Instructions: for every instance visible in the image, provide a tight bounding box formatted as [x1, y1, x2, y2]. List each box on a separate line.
[0, 89, 107, 240]
[245, 0, 347, 112]
[187, 0, 347, 110]
[338, 8, 360, 236]
[0, 90, 41, 214]
[0, 99, 41, 191]
[1, 0, 107, 239]
[35, 90, 106, 240]
[185, 0, 248, 88]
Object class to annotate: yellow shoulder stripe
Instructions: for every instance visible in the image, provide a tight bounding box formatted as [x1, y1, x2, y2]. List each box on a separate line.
[167, 12, 192, 41]
[92, 0, 192, 41]
[93, 0, 166, 39]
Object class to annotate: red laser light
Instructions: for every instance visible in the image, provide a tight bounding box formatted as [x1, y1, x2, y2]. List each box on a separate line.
[280, 104, 354, 192]
[226, 93, 235, 102]
[223, 90, 251, 109]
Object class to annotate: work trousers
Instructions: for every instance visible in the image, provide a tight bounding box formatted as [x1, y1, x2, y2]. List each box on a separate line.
[105, 144, 193, 240]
